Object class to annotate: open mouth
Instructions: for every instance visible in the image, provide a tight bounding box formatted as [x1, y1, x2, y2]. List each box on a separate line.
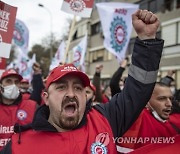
[163, 109, 171, 115]
[63, 102, 78, 116]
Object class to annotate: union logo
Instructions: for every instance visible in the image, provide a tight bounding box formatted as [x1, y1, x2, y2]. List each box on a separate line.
[91, 142, 107, 154]
[91, 132, 110, 154]
[70, 0, 86, 13]
[110, 16, 127, 53]
[17, 109, 27, 120]
[13, 22, 25, 47]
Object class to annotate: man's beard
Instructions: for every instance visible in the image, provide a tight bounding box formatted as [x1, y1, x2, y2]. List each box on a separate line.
[59, 114, 80, 130]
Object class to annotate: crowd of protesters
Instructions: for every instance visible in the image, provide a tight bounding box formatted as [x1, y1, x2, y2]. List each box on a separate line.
[0, 9, 179, 154]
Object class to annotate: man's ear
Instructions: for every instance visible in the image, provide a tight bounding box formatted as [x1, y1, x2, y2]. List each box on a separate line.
[42, 91, 49, 106]
[92, 95, 95, 102]
[0, 84, 4, 93]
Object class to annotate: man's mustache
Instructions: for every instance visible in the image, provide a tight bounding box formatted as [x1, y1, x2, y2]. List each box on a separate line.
[62, 96, 79, 107]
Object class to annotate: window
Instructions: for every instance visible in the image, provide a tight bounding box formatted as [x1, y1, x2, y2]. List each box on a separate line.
[177, 0, 180, 8]
[104, 49, 112, 61]
[164, 0, 173, 11]
[72, 31, 77, 40]
[92, 50, 104, 62]
[77, 24, 87, 37]
[178, 21, 180, 44]
[162, 23, 177, 46]
[91, 22, 102, 35]
[89, 49, 111, 63]
[149, 0, 157, 12]
[139, 1, 148, 10]
[138, 0, 166, 13]
[157, 0, 165, 12]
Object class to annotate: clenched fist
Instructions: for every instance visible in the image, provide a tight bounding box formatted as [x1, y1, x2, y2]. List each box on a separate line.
[132, 9, 160, 40]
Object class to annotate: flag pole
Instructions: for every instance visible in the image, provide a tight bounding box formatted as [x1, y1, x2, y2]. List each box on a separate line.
[63, 15, 76, 64]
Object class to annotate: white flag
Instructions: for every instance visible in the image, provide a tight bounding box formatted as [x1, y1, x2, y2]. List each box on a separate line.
[13, 19, 29, 54]
[55, 41, 66, 64]
[96, 2, 139, 62]
[61, 0, 94, 18]
[49, 41, 66, 71]
[72, 34, 87, 70]
[17, 52, 36, 81]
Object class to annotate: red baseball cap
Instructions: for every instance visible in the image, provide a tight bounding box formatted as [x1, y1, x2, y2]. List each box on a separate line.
[89, 83, 96, 93]
[46, 64, 90, 89]
[21, 79, 29, 83]
[0, 69, 23, 82]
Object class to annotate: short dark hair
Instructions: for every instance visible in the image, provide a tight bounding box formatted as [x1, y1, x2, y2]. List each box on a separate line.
[156, 81, 170, 88]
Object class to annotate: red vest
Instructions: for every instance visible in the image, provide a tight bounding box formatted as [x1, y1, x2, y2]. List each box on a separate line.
[131, 135, 180, 154]
[0, 100, 36, 150]
[11, 109, 118, 154]
[118, 109, 180, 150]
[22, 93, 30, 100]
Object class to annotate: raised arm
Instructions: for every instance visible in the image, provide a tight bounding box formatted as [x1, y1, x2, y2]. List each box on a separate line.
[30, 63, 44, 105]
[95, 10, 164, 137]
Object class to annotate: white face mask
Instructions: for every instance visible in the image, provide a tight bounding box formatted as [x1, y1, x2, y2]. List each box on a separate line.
[148, 103, 166, 123]
[20, 88, 28, 93]
[151, 110, 166, 123]
[2, 84, 20, 100]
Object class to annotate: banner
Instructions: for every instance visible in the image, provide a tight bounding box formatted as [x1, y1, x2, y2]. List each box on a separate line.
[72, 34, 87, 71]
[61, 0, 94, 18]
[13, 19, 29, 54]
[96, 2, 139, 62]
[0, 1, 17, 58]
[49, 41, 66, 71]
[0, 57, 6, 76]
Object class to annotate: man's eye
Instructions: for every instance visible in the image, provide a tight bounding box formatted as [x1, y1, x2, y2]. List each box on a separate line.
[56, 85, 65, 90]
[158, 97, 165, 101]
[86, 91, 91, 94]
[74, 86, 83, 91]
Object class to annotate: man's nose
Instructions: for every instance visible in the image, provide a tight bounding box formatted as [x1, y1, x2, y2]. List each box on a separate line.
[166, 98, 172, 107]
[66, 87, 75, 98]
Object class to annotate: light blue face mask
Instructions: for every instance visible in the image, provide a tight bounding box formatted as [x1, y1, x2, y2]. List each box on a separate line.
[2, 84, 20, 100]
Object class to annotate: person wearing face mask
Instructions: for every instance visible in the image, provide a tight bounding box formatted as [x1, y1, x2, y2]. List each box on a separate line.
[0, 69, 37, 151]
[117, 82, 180, 153]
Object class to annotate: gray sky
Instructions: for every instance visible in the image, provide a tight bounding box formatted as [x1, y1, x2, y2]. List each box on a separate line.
[2, 0, 72, 50]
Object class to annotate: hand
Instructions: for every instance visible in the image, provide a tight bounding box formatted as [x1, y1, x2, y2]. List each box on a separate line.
[132, 9, 160, 40]
[96, 64, 103, 73]
[33, 62, 42, 74]
[120, 58, 128, 68]
[167, 70, 176, 77]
